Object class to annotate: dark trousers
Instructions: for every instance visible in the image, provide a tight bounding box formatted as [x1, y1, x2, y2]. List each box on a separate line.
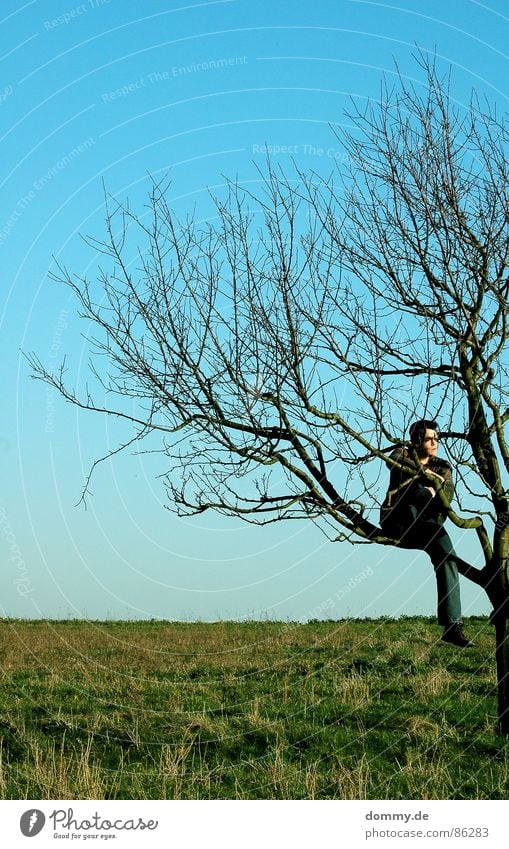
[383, 487, 461, 626]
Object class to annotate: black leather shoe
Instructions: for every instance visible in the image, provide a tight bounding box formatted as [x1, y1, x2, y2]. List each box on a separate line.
[441, 623, 474, 648]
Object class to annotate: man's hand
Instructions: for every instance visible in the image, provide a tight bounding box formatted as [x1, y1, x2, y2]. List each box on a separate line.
[423, 469, 444, 497]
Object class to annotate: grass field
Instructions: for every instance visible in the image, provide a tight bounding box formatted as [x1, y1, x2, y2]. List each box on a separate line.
[0, 615, 506, 800]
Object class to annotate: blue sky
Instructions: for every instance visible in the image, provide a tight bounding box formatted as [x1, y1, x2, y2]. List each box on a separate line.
[2, 0, 507, 620]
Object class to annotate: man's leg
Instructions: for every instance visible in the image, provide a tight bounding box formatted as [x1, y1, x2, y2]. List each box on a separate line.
[389, 506, 473, 646]
[400, 516, 461, 625]
[426, 531, 462, 626]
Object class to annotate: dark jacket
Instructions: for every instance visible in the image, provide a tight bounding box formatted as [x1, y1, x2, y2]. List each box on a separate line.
[380, 446, 454, 528]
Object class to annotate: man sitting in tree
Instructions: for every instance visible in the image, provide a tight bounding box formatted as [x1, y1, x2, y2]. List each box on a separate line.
[380, 419, 474, 648]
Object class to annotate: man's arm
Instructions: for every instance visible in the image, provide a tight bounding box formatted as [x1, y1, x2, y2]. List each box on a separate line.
[426, 460, 454, 520]
[383, 448, 418, 509]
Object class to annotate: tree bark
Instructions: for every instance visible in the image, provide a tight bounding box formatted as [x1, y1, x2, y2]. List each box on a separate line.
[487, 534, 509, 733]
[495, 617, 509, 735]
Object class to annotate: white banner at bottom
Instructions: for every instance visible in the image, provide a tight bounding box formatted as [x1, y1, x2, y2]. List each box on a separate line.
[2, 799, 507, 848]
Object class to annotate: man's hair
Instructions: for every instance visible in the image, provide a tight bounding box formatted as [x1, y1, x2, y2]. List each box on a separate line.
[409, 419, 438, 445]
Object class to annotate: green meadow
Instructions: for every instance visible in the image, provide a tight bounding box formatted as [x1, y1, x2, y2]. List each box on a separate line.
[0, 616, 506, 799]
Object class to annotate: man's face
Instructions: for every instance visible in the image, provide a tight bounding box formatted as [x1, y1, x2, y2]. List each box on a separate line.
[419, 427, 439, 460]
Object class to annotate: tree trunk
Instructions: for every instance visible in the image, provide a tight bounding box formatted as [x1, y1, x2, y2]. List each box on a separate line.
[495, 618, 509, 734]
[489, 534, 509, 734]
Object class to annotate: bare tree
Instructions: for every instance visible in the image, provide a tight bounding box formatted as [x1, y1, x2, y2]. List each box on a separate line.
[29, 57, 509, 732]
